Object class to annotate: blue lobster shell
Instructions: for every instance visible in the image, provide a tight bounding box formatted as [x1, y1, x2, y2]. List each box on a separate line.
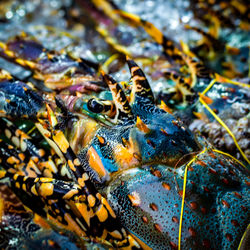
[0, 58, 249, 249]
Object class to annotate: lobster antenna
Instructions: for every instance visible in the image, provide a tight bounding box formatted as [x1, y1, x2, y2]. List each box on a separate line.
[126, 57, 154, 104]
[101, 71, 134, 123]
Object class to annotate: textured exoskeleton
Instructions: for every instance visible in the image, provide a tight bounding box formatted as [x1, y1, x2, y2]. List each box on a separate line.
[0, 59, 249, 249]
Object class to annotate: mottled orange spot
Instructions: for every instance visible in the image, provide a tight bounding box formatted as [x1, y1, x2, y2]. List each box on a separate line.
[31, 185, 38, 196]
[87, 146, 107, 178]
[162, 182, 171, 190]
[221, 199, 230, 208]
[96, 135, 105, 144]
[149, 203, 158, 211]
[77, 173, 89, 187]
[87, 195, 96, 207]
[234, 192, 242, 199]
[68, 160, 76, 171]
[136, 116, 150, 133]
[109, 230, 123, 240]
[172, 216, 178, 223]
[188, 227, 196, 236]
[209, 168, 217, 174]
[7, 156, 20, 165]
[38, 149, 46, 157]
[178, 190, 183, 197]
[53, 131, 69, 154]
[199, 94, 213, 104]
[128, 192, 140, 207]
[18, 153, 25, 161]
[113, 137, 140, 169]
[196, 160, 207, 167]
[160, 128, 169, 136]
[172, 120, 179, 127]
[147, 139, 155, 148]
[154, 223, 162, 233]
[219, 160, 224, 166]
[142, 216, 148, 223]
[76, 202, 94, 227]
[190, 201, 198, 210]
[73, 158, 81, 166]
[96, 204, 108, 222]
[208, 152, 216, 159]
[245, 181, 250, 186]
[62, 212, 87, 237]
[188, 166, 194, 171]
[38, 183, 54, 197]
[159, 100, 172, 113]
[63, 189, 79, 200]
[151, 169, 161, 177]
[101, 196, 116, 219]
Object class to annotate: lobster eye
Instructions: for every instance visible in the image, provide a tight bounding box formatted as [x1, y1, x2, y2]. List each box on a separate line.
[87, 98, 104, 113]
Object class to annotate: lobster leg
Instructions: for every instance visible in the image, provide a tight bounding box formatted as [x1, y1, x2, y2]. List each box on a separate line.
[34, 103, 141, 248]
[0, 118, 47, 161]
[0, 118, 71, 180]
[3, 172, 89, 237]
[0, 139, 41, 177]
[0, 139, 88, 239]
[0, 131, 134, 246]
